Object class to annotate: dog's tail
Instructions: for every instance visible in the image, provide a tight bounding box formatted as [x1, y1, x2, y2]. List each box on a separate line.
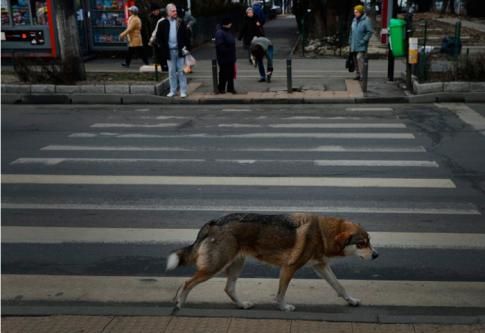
[166, 245, 194, 271]
[166, 222, 213, 271]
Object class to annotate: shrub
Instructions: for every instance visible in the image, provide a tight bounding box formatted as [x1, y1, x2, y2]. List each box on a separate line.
[13, 56, 76, 84]
[450, 52, 485, 81]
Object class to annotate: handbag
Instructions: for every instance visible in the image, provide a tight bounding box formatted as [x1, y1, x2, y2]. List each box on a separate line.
[346, 53, 355, 73]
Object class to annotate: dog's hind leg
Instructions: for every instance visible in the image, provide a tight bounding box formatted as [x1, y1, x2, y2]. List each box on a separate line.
[224, 257, 253, 309]
[312, 263, 360, 306]
[276, 265, 298, 311]
[174, 269, 215, 311]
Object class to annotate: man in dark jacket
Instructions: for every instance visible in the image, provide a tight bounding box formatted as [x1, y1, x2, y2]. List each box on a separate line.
[156, 3, 191, 97]
[147, 3, 165, 69]
[238, 7, 264, 63]
[215, 17, 237, 94]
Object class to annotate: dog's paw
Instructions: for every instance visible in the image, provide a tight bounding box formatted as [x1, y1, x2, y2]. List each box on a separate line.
[279, 303, 296, 312]
[239, 301, 254, 309]
[345, 296, 361, 307]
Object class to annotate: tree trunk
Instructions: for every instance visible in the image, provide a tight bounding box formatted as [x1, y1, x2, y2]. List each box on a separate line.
[55, 0, 86, 82]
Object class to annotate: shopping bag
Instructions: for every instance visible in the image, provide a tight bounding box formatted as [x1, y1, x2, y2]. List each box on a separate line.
[345, 53, 355, 73]
[185, 54, 197, 67]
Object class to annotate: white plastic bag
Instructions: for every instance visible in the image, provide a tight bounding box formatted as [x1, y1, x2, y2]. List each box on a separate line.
[185, 54, 197, 67]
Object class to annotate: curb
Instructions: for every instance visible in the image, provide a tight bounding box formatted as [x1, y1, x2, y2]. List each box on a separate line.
[3, 92, 485, 104]
[3, 302, 484, 325]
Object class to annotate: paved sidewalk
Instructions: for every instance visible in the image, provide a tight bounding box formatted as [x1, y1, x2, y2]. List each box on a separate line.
[3, 315, 484, 333]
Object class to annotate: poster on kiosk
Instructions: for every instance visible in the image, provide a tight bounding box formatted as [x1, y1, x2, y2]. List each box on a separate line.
[91, 0, 135, 50]
[1, 0, 57, 57]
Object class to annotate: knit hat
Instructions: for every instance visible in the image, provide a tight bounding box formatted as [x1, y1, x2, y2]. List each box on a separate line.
[128, 6, 139, 14]
[246, 7, 253, 13]
[222, 16, 232, 26]
[354, 5, 365, 14]
[150, 3, 160, 11]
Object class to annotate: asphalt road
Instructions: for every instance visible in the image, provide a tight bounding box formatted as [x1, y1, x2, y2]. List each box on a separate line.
[2, 103, 485, 316]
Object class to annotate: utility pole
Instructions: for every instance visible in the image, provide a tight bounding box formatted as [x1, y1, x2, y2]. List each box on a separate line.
[55, 0, 86, 82]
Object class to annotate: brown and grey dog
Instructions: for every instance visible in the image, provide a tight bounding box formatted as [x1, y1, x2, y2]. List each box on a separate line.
[166, 213, 378, 312]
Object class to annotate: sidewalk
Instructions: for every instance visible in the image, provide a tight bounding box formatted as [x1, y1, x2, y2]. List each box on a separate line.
[3, 315, 483, 333]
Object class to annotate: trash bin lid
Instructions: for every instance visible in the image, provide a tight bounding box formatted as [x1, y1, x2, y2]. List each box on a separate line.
[390, 18, 406, 27]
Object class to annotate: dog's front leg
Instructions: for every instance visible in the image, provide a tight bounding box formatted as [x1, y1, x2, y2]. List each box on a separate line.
[312, 264, 360, 306]
[276, 266, 297, 311]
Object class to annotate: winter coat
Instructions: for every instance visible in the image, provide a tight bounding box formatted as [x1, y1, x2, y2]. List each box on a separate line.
[120, 15, 143, 47]
[238, 16, 264, 46]
[349, 14, 373, 53]
[251, 36, 273, 69]
[215, 25, 236, 65]
[156, 17, 191, 61]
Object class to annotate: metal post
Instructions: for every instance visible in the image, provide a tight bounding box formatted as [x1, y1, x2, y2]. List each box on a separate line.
[362, 57, 368, 93]
[212, 59, 218, 94]
[388, 44, 394, 81]
[405, 9, 413, 90]
[287, 58, 292, 93]
[454, 21, 461, 58]
[386, 0, 395, 81]
[154, 64, 159, 81]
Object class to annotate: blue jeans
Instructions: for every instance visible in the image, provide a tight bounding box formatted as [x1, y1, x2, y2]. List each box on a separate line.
[256, 45, 274, 79]
[168, 49, 187, 94]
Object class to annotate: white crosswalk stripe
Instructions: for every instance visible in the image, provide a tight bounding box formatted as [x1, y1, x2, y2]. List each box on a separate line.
[2, 202, 479, 215]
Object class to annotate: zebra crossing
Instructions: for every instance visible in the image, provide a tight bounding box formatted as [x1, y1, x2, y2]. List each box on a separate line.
[2, 104, 485, 312]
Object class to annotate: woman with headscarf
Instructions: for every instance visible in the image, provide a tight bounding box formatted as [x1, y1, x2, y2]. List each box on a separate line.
[215, 16, 237, 94]
[348, 4, 373, 81]
[120, 6, 149, 67]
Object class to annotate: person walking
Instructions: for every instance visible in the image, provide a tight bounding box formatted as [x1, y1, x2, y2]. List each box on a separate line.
[348, 4, 373, 81]
[120, 6, 149, 68]
[156, 3, 191, 98]
[250, 36, 273, 82]
[215, 17, 237, 94]
[238, 7, 264, 63]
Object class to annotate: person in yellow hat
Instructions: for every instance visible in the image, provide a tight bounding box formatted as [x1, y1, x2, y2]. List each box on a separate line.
[348, 4, 373, 81]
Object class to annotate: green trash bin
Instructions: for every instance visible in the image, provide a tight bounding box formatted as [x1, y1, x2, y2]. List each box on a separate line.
[389, 18, 406, 57]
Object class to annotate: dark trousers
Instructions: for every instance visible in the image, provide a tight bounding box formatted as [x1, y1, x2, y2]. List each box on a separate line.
[125, 46, 149, 66]
[218, 63, 235, 92]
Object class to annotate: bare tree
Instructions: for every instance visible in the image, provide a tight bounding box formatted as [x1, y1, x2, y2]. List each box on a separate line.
[55, 0, 86, 81]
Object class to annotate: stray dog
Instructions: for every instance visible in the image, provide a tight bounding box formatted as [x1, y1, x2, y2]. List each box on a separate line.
[166, 213, 378, 312]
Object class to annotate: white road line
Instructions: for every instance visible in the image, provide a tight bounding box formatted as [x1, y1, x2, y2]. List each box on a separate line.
[436, 103, 485, 135]
[40, 145, 427, 153]
[221, 108, 252, 112]
[90, 123, 179, 128]
[269, 123, 406, 129]
[345, 107, 394, 112]
[215, 159, 438, 167]
[4, 275, 484, 308]
[2, 203, 479, 215]
[83, 133, 416, 139]
[156, 116, 190, 120]
[313, 160, 438, 167]
[41, 145, 191, 151]
[10, 158, 205, 166]
[10, 158, 438, 168]
[217, 123, 407, 129]
[2, 226, 485, 249]
[1, 175, 456, 188]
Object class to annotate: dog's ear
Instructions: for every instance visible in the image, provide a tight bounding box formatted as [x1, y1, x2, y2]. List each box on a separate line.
[335, 231, 353, 249]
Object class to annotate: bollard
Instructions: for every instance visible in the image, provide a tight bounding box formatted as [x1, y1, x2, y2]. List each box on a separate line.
[362, 57, 369, 93]
[212, 59, 218, 94]
[154, 64, 159, 81]
[287, 58, 292, 93]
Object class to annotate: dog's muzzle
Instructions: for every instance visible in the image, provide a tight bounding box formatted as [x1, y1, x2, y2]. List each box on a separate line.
[372, 250, 379, 260]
